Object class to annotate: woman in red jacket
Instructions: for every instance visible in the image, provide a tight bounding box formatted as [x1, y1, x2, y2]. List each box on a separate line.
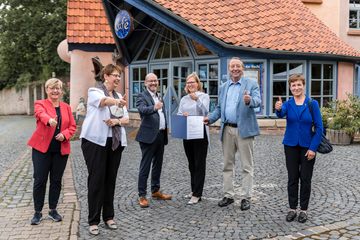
[27, 78, 76, 225]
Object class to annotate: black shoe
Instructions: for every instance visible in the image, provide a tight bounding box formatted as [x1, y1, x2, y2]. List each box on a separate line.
[31, 212, 42, 225]
[48, 209, 63, 222]
[218, 197, 234, 207]
[298, 211, 308, 223]
[240, 199, 251, 211]
[286, 210, 297, 222]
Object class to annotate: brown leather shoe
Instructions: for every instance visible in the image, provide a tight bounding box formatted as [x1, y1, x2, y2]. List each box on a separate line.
[139, 197, 149, 208]
[152, 191, 172, 200]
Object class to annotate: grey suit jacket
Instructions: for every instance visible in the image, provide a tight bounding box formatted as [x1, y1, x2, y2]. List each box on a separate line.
[208, 77, 261, 141]
[135, 90, 168, 145]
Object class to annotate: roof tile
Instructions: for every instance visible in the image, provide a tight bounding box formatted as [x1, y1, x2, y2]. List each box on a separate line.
[152, 0, 360, 57]
[67, 0, 114, 45]
[67, 0, 360, 57]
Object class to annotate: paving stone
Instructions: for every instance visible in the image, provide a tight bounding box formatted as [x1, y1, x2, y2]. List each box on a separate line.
[70, 128, 360, 239]
[2, 116, 360, 239]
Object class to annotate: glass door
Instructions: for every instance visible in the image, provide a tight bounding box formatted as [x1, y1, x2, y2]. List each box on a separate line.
[151, 64, 171, 127]
[151, 62, 192, 129]
[151, 65, 168, 99]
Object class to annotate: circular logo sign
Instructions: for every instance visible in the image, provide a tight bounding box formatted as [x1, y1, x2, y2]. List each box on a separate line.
[114, 10, 132, 39]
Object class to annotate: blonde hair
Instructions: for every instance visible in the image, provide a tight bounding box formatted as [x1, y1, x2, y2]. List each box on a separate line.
[185, 72, 203, 94]
[45, 78, 63, 89]
[288, 74, 305, 86]
[229, 57, 244, 69]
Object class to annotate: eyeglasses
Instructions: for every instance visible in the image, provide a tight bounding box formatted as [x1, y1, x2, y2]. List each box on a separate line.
[110, 74, 121, 78]
[146, 80, 158, 83]
[186, 81, 197, 85]
[48, 87, 61, 91]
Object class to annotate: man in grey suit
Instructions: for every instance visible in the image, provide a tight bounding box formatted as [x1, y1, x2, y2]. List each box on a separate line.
[136, 73, 172, 208]
[204, 57, 261, 210]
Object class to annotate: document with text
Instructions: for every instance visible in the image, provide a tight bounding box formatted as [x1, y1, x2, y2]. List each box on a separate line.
[186, 116, 204, 139]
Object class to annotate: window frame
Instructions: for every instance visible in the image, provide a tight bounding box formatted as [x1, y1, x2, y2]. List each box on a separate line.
[195, 59, 220, 113]
[355, 64, 360, 97]
[133, 32, 157, 63]
[129, 64, 148, 111]
[309, 61, 336, 108]
[350, 0, 360, 29]
[242, 59, 267, 117]
[186, 38, 217, 59]
[270, 60, 307, 115]
[149, 28, 193, 62]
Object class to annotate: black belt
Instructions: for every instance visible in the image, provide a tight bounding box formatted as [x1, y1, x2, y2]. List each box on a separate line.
[224, 123, 237, 128]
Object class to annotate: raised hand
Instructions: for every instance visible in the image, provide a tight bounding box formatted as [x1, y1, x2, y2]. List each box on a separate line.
[275, 96, 283, 111]
[189, 93, 198, 101]
[117, 98, 126, 108]
[243, 90, 251, 105]
[48, 116, 58, 128]
[154, 101, 163, 110]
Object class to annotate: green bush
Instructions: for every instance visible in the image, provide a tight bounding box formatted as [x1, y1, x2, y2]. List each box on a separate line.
[321, 94, 360, 135]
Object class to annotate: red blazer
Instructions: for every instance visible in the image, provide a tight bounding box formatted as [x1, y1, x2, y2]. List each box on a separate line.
[28, 99, 77, 155]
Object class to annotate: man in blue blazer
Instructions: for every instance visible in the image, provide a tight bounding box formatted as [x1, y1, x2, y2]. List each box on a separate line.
[205, 57, 261, 210]
[136, 73, 172, 208]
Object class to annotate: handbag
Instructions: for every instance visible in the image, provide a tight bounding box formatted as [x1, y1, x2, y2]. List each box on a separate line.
[308, 99, 333, 154]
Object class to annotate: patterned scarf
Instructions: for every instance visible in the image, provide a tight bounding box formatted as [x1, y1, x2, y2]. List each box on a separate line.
[100, 83, 122, 151]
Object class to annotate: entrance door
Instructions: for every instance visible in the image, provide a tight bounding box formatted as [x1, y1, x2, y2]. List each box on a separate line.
[151, 62, 192, 128]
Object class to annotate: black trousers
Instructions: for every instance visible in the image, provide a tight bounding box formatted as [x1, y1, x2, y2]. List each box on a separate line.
[81, 138, 124, 225]
[138, 130, 165, 197]
[284, 145, 316, 211]
[183, 133, 208, 198]
[32, 149, 68, 212]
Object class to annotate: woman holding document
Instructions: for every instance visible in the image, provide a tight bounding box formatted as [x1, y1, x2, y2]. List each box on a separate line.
[178, 72, 210, 205]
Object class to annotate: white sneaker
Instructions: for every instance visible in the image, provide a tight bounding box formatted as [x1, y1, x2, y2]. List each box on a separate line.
[187, 196, 201, 205]
[184, 192, 193, 199]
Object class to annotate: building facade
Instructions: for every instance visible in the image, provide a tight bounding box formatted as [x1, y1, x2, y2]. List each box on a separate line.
[303, 0, 360, 96]
[64, 0, 360, 127]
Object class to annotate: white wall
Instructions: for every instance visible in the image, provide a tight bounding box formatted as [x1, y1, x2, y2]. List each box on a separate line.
[0, 84, 44, 115]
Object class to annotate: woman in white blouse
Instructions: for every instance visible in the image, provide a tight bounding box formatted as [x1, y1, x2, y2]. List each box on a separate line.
[80, 64, 128, 235]
[178, 72, 210, 205]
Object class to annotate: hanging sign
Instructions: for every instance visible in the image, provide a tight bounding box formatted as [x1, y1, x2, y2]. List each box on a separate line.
[114, 10, 133, 39]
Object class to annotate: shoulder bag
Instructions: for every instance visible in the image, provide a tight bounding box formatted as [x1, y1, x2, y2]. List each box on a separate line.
[308, 99, 333, 154]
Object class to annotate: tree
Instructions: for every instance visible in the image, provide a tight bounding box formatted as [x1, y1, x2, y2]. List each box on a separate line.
[0, 0, 69, 89]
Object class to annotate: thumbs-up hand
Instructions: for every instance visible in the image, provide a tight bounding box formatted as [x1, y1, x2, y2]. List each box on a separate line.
[48, 116, 58, 128]
[243, 90, 251, 105]
[275, 96, 283, 111]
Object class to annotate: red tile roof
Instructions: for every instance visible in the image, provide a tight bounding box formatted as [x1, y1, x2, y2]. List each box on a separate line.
[153, 0, 360, 57]
[67, 0, 114, 44]
[67, 0, 360, 57]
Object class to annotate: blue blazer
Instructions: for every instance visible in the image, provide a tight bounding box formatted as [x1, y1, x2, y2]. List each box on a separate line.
[276, 96, 323, 152]
[135, 90, 168, 145]
[208, 77, 261, 140]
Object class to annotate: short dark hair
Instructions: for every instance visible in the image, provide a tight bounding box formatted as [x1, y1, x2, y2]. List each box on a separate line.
[288, 74, 305, 86]
[100, 64, 122, 82]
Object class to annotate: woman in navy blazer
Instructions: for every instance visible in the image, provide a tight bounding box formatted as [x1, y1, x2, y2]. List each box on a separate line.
[275, 74, 323, 223]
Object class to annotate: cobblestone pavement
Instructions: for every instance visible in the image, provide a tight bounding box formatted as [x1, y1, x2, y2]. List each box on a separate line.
[0, 116, 79, 240]
[71, 128, 360, 240]
[0, 115, 34, 175]
[1, 115, 360, 239]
